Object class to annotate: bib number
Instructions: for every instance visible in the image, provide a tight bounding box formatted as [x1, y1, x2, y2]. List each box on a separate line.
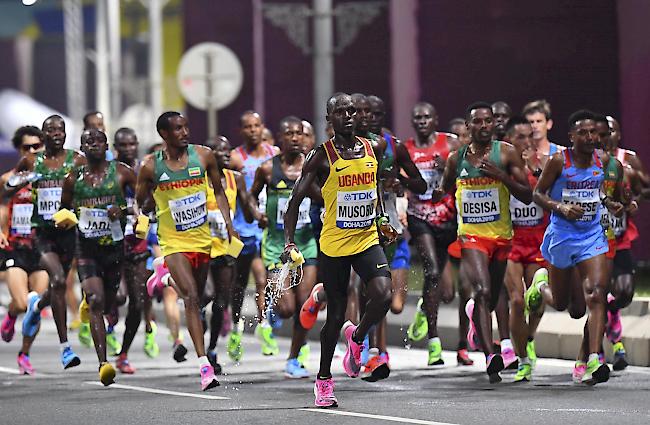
[277, 197, 311, 230]
[561, 189, 599, 222]
[509, 196, 543, 227]
[461, 188, 500, 224]
[11, 204, 33, 235]
[208, 209, 233, 239]
[612, 212, 627, 238]
[418, 168, 442, 201]
[169, 191, 207, 231]
[37, 187, 62, 220]
[336, 189, 376, 229]
[124, 198, 135, 236]
[78, 207, 111, 238]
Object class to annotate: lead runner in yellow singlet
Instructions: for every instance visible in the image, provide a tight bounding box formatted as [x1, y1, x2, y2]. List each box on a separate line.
[135, 112, 236, 391]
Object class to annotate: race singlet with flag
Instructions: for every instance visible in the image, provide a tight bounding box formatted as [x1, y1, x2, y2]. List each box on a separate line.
[32, 149, 76, 227]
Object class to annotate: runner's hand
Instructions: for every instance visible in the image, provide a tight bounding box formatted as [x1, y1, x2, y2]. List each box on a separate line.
[0, 233, 8, 249]
[626, 200, 638, 215]
[257, 213, 268, 229]
[280, 243, 299, 264]
[226, 225, 239, 243]
[606, 200, 625, 218]
[558, 203, 584, 220]
[107, 205, 122, 221]
[479, 159, 507, 181]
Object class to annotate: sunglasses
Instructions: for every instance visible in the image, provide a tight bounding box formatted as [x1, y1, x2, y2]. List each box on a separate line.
[21, 142, 43, 152]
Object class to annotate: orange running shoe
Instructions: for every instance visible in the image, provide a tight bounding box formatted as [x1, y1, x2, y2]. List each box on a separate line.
[300, 283, 324, 330]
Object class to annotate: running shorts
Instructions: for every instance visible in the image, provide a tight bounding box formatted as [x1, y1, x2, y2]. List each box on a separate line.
[459, 235, 511, 261]
[240, 235, 262, 257]
[124, 234, 150, 262]
[448, 239, 461, 260]
[508, 231, 546, 266]
[541, 225, 608, 269]
[407, 215, 456, 268]
[35, 227, 76, 273]
[319, 244, 391, 298]
[4, 244, 43, 274]
[384, 237, 411, 270]
[164, 252, 210, 270]
[613, 249, 635, 277]
[76, 238, 124, 291]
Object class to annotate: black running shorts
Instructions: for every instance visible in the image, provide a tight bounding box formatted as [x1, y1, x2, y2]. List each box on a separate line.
[76, 237, 124, 292]
[319, 244, 391, 298]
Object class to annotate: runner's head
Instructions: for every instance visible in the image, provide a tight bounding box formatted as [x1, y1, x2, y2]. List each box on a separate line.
[83, 111, 106, 132]
[607, 116, 621, 149]
[12, 125, 44, 159]
[278, 116, 304, 155]
[568, 109, 596, 155]
[261, 127, 275, 146]
[114, 127, 139, 163]
[42, 115, 66, 151]
[156, 111, 189, 148]
[302, 120, 315, 152]
[523, 99, 552, 143]
[411, 102, 437, 141]
[240, 110, 264, 147]
[491, 101, 512, 140]
[368, 95, 386, 134]
[326, 93, 355, 137]
[351, 93, 371, 135]
[503, 115, 533, 157]
[466, 101, 494, 144]
[80, 128, 108, 162]
[592, 113, 610, 150]
[206, 135, 232, 169]
[448, 118, 470, 145]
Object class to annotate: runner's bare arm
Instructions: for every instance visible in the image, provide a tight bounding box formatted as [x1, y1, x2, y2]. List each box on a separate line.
[229, 148, 244, 171]
[1, 156, 35, 199]
[234, 172, 258, 223]
[491, 142, 532, 204]
[73, 151, 87, 167]
[395, 143, 427, 194]
[135, 155, 156, 216]
[533, 153, 583, 220]
[115, 162, 138, 220]
[604, 159, 626, 217]
[250, 159, 272, 201]
[434, 150, 458, 200]
[59, 170, 76, 211]
[626, 153, 650, 187]
[202, 146, 236, 241]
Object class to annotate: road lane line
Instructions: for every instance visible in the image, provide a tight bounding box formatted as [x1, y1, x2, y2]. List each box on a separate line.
[84, 382, 230, 400]
[300, 408, 458, 425]
[0, 366, 21, 375]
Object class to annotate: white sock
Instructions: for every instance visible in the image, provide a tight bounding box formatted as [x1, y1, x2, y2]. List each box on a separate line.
[501, 339, 513, 351]
[588, 353, 600, 364]
[428, 337, 441, 346]
[198, 355, 210, 368]
[60, 342, 71, 352]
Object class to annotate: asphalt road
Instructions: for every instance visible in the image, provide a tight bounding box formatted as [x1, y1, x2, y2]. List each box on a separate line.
[1, 320, 650, 425]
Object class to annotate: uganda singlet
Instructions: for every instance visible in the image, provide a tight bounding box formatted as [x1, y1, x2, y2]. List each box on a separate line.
[32, 149, 76, 228]
[206, 168, 237, 258]
[320, 137, 379, 257]
[153, 145, 211, 256]
[455, 141, 512, 240]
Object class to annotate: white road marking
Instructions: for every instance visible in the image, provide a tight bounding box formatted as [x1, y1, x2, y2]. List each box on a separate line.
[301, 408, 458, 425]
[534, 408, 612, 413]
[84, 382, 230, 400]
[0, 366, 21, 375]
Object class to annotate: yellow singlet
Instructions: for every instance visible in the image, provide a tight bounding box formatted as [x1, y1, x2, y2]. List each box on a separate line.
[319, 137, 379, 257]
[206, 169, 237, 258]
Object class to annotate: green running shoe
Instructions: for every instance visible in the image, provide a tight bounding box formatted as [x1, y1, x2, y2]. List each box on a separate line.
[227, 331, 243, 362]
[514, 361, 532, 382]
[612, 341, 629, 371]
[78, 322, 92, 348]
[525, 268, 547, 315]
[106, 330, 122, 357]
[256, 324, 279, 356]
[582, 357, 610, 386]
[143, 322, 160, 358]
[407, 298, 428, 342]
[427, 338, 444, 366]
[297, 343, 310, 368]
[526, 340, 537, 369]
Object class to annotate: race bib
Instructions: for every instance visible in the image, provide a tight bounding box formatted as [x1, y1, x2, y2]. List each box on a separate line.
[510, 196, 543, 227]
[169, 191, 207, 231]
[78, 207, 111, 238]
[600, 209, 611, 230]
[11, 204, 33, 235]
[208, 209, 233, 239]
[37, 187, 62, 220]
[461, 188, 500, 224]
[612, 212, 627, 238]
[418, 169, 442, 201]
[561, 188, 599, 222]
[276, 197, 311, 230]
[124, 198, 135, 236]
[336, 189, 376, 229]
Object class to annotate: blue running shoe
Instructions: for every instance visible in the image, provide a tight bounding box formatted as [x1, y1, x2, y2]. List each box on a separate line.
[61, 346, 81, 369]
[284, 358, 309, 379]
[22, 292, 41, 338]
[360, 334, 370, 366]
[267, 307, 283, 330]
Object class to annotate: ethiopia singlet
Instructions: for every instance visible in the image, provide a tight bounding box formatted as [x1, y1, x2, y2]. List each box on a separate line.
[320, 137, 379, 257]
[510, 169, 547, 235]
[600, 154, 620, 243]
[206, 168, 237, 258]
[7, 185, 35, 248]
[73, 161, 126, 246]
[152, 145, 211, 256]
[32, 149, 76, 228]
[455, 141, 512, 240]
[549, 149, 604, 232]
[613, 148, 638, 249]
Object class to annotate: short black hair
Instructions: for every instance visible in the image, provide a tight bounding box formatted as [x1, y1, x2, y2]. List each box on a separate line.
[279, 115, 303, 130]
[12, 125, 44, 149]
[114, 127, 136, 141]
[83, 111, 103, 128]
[592, 113, 609, 126]
[465, 101, 493, 120]
[448, 118, 465, 129]
[491, 101, 512, 114]
[81, 128, 108, 144]
[412, 101, 435, 116]
[567, 110, 595, 130]
[326, 92, 350, 114]
[156, 111, 181, 134]
[504, 115, 531, 135]
[42, 114, 64, 130]
[240, 110, 262, 127]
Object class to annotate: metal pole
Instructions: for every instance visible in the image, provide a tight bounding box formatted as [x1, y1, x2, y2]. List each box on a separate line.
[205, 52, 217, 139]
[148, 0, 164, 121]
[312, 0, 334, 143]
[107, 0, 122, 121]
[96, 0, 111, 127]
[63, 0, 86, 126]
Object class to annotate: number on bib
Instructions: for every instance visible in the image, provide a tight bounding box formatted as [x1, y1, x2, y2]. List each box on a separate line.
[37, 187, 62, 220]
[169, 192, 207, 231]
[336, 189, 376, 229]
[276, 197, 311, 230]
[11, 204, 33, 235]
[78, 207, 111, 238]
[461, 188, 500, 224]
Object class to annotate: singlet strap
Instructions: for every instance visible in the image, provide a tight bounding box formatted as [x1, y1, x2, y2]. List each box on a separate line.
[323, 140, 339, 165]
[593, 151, 602, 169]
[264, 143, 275, 157]
[236, 145, 248, 161]
[224, 169, 236, 191]
[360, 137, 376, 160]
[383, 132, 395, 156]
[456, 144, 468, 176]
[563, 149, 572, 169]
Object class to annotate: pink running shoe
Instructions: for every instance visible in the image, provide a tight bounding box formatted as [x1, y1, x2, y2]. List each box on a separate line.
[200, 364, 219, 391]
[342, 321, 363, 378]
[465, 299, 480, 351]
[573, 361, 587, 384]
[220, 308, 232, 337]
[146, 257, 170, 298]
[606, 294, 622, 344]
[17, 353, 35, 375]
[1, 314, 16, 342]
[501, 347, 518, 370]
[314, 377, 338, 408]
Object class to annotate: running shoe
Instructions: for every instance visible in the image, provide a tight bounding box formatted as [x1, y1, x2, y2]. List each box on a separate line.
[526, 340, 537, 369]
[146, 257, 170, 298]
[78, 322, 92, 348]
[106, 330, 122, 357]
[21, 292, 41, 338]
[255, 324, 279, 356]
[173, 341, 188, 363]
[285, 358, 309, 379]
[514, 361, 532, 382]
[207, 351, 222, 375]
[227, 330, 243, 362]
[68, 318, 82, 331]
[582, 357, 610, 386]
[314, 377, 338, 408]
[267, 306, 283, 330]
[456, 349, 474, 366]
[300, 283, 324, 330]
[78, 295, 90, 324]
[99, 362, 116, 386]
[360, 334, 370, 366]
[1, 313, 16, 342]
[502, 347, 518, 370]
[17, 353, 35, 375]
[200, 364, 219, 391]
[486, 353, 504, 383]
[606, 294, 622, 344]
[363, 352, 390, 382]
[525, 268, 547, 314]
[612, 341, 629, 371]
[572, 361, 587, 384]
[464, 299, 480, 351]
[220, 308, 232, 337]
[407, 298, 428, 342]
[297, 343, 310, 368]
[143, 322, 160, 358]
[61, 346, 81, 369]
[342, 321, 363, 378]
[116, 353, 135, 374]
[427, 339, 444, 366]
